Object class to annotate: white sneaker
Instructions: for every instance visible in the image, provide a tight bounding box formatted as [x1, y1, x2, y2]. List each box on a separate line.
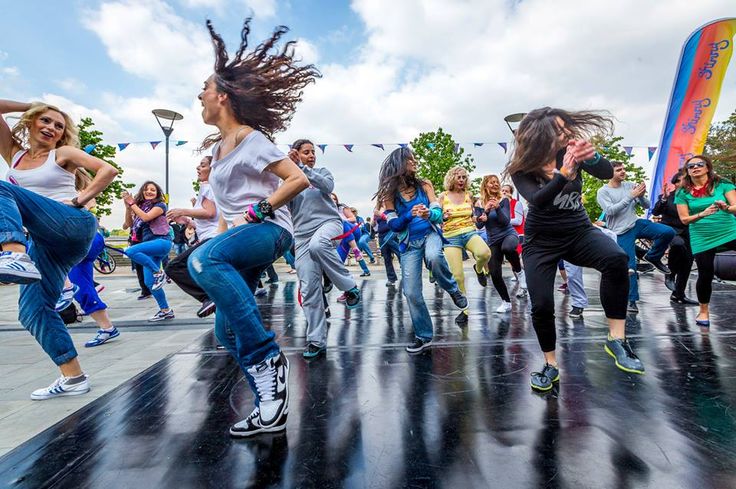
[31, 375, 90, 400]
[495, 301, 512, 313]
[517, 270, 527, 290]
[231, 352, 289, 437]
[0, 251, 41, 284]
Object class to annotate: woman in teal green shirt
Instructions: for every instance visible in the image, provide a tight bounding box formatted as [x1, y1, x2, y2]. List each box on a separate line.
[675, 155, 736, 327]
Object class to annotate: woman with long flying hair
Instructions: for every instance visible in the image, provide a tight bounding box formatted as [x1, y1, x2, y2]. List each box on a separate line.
[375, 147, 468, 354]
[187, 19, 315, 437]
[438, 166, 491, 326]
[675, 154, 736, 327]
[0, 100, 118, 399]
[507, 107, 638, 392]
[122, 181, 174, 322]
[476, 174, 526, 312]
[287, 139, 360, 359]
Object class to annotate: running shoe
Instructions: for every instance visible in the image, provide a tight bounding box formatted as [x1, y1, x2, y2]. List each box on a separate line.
[643, 255, 670, 274]
[406, 337, 432, 354]
[137, 293, 152, 300]
[230, 352, 289, 437]
[455, 311, 469, 327]
[449, 290, 468, 309]
[55, 284, 80, 312]
[359, 271, 371, 277]
[302, 343, 326, 359]
[669, 294, 698, 306]
[151, 271, 167, 291]
[569, 306, 584, 319]
[148, 309, 175, 322]
[530, 364, 560, 392]
[85, 327, 120, 347]
[627, 301, 639, 314]
[344, 287, 361, 309]
[31, 375, 90, 400]
[0, 251, 41, 284]
[495, 301, 512, 313]
[197, 300, 216, 318]
[386, 280, 396, 287]
[473, 264, 487, 287]
[604, 337, 645, 374]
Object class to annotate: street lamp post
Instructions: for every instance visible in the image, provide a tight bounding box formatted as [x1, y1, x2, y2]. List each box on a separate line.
[152, 109, 183, 199]
[503, 112, 526, 135]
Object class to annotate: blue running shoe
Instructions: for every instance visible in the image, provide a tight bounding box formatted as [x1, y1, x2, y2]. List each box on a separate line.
[605, 337, 645, 374]
[302, 342, 326, 359]
[344, 287, 361, 309]
[530, 363, 560, 392]
[55, 284, 80, 312]
[85, 327, 120, 347]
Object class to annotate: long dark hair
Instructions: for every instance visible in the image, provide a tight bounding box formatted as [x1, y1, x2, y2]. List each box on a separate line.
[199, 18, 321, 149]
[134, 181, 165, 206]
[682, 154, 722, 195]
[374, 147, 426, 206]
[505, 107, 613, 179]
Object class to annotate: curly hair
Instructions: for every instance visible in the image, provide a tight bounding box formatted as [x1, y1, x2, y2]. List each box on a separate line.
[505, 107, 613, 179]
[443, 166, 469, 192]
[199, 18, 321, 150]
[11, 102, 79, 149]
[134, 181, 166, 206]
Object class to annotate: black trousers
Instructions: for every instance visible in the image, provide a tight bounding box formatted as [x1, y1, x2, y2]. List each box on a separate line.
[694, 239, 736, 304]
[164, 238, 210, 303]
[134, 263, 151, 296]
[487, 234, 522, 303]
[523, 225, 629, 352]
[668, 231, 694, 298]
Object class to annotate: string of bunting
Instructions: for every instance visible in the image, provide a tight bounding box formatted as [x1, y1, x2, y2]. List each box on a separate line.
[83, 139, 659, 161]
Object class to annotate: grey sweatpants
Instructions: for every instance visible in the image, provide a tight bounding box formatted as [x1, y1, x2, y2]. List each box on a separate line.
[295, 219, 357, 347]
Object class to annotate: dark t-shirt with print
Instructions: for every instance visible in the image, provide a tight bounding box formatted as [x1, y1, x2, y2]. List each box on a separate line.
[511, 149, 613, 236]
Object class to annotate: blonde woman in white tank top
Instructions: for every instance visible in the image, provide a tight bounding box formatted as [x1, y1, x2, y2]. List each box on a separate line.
[0, 100, 118, 400]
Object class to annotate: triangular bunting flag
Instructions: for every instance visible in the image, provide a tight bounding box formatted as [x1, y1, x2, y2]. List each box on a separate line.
[150, 141, 161, 150]
[427, 143, 436, 149]
[623, 146, 633, 156]
[83, 144, 96, 154]
[317, 144, 327, 153]
[498, 142, 507, 153]
[454, 144, 460, 154]
[647, 146, 657, 161]
[473, 143, 484, 147]
[117, 143, 130, 151]
[175, 140, 187, 146]
[398, 143, 408, 148]
[344, 144, 354, 152]
[371, 144, 384, 150]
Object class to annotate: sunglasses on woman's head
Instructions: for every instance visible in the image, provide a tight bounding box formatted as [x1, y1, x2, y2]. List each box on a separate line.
[686, 162, 705, 169]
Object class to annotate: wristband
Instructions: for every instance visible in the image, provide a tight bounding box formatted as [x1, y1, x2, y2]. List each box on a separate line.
[257, 199, 275, 219]
[583, 152, 601, 165]
[71, 197, 85, 208]
[244, 204, 264, 223]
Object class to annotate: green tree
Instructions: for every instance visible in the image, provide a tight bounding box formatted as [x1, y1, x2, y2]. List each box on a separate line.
[77, 117, 135, 217]
[410, 128, 475, 193]
[192, 180, 201, 193]
[582, 136, 647, 220]
[705, 109, 736, 182]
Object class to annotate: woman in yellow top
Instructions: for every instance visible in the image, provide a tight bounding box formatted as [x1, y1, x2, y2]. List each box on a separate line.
[439, 166, 492, 327]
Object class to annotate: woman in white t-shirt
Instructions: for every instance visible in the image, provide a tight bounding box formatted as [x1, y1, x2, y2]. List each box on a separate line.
[164, 156, 220, 318]
[187, 19, 318, 438]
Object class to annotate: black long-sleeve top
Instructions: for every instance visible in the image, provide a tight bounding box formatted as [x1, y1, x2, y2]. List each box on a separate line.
[652, 192, 686, 232]
[510, 149, 613, 235]
[474, 198, 517, 246]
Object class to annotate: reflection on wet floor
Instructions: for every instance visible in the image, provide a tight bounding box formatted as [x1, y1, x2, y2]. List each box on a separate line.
[1, 270, 736, 488]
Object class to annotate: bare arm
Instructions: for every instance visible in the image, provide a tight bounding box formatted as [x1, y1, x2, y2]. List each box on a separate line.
[264, 158, 310, 210]
[123, 205, 133, 230]
[168, 197, 217, 220]
[56, 146, 118, 205]
[0, 100, 31, 165]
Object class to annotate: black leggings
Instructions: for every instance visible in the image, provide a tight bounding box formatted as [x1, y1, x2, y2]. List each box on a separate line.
[668, 232, 694, 298]
[694, 239, 736, 304]
[165, 239, 210, 303]
[523, 226, 629, 352]
[487, 234, 522, 302]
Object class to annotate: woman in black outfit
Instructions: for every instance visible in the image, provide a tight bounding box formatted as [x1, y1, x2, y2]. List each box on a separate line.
[507, 107, 642, 392]
[652, 171, 697, 305]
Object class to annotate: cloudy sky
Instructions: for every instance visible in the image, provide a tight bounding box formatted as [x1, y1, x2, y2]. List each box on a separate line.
[2, 0, 734, 228]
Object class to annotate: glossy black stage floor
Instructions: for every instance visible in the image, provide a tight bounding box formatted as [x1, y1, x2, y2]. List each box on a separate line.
[2, 271, 736, 488]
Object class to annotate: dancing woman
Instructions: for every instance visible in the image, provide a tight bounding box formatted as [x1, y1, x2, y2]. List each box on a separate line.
[331, 192, 371, 277]
[187, 19, 316, 437]
[438, 166, 491, 326]
[375, 147, 468, 354]
[675, 155, 736, 327]
[287, 138, 360, 359]
[507, 108, 640, 392]
[122, 181, 174, 322]
[0, 100, 118, 399]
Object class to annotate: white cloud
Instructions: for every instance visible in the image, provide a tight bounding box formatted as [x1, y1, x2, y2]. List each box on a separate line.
[56, 77, 87, 94]
[294, 38, 319, 64]
[179, 0, 276, 17]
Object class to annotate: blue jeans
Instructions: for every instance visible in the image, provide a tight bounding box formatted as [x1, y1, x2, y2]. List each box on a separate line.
[0, 181, 97, 365]
[188, 222, 291, 373]
[399, 231, 459, 340]
[444, 230, 479, 248]
[283, 249, 295, 268]
[616, 219, 675, 301]
[70, 232, 107, 314]
[358, 234, 375, 261]
[126, 238, 172, 309]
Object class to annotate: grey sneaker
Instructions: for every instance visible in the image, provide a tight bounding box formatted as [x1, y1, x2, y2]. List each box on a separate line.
[449, 290, 468, 309]
[0, 251, 41, 284]
[605, 337, 645, 374]
[530, 363, 560, 392]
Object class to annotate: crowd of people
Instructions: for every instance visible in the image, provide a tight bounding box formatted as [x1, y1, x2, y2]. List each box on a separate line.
[1, 18, 735, 440]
